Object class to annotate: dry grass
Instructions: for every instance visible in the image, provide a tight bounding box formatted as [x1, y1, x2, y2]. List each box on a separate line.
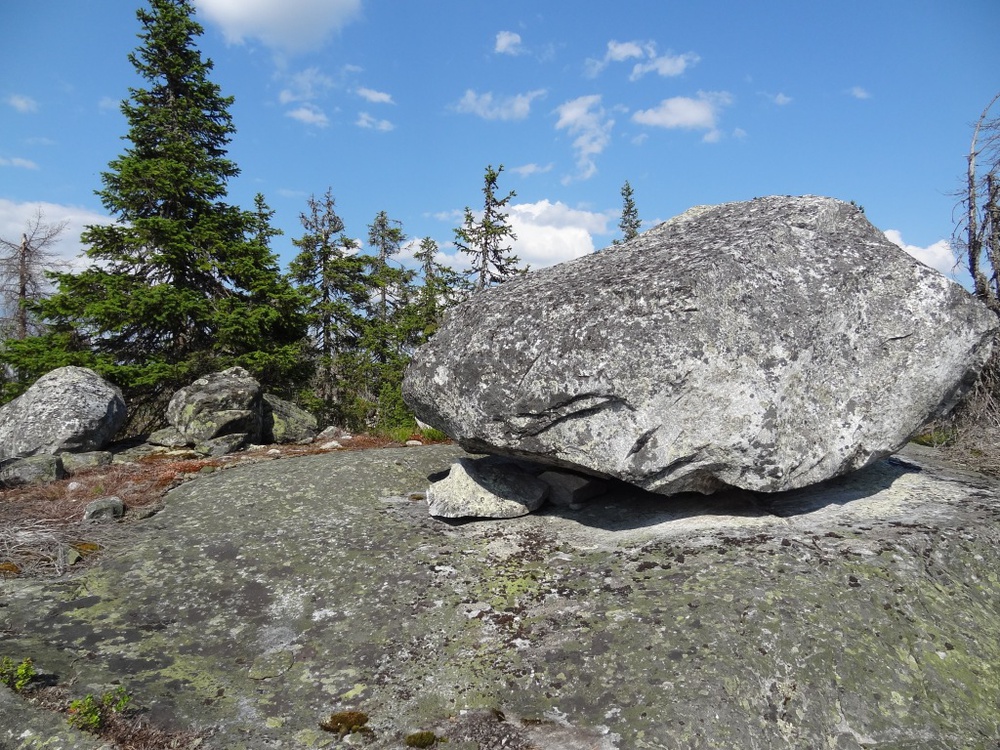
[939, 345, 1000, 478]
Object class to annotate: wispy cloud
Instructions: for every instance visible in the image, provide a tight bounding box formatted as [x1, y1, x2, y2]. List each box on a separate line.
[193, 0, 362, 54]
[356, 87, 394, 104]
[763, 91, 792, 106]
[495, 31, 524, 55]
[286, 104, 329, 127]
[585, 40, 698, 81]
[453, 89, 546, 121]
[555, 95, 614, 182]
[6, 94, 38, 113]
[510, 162, 554, 177]
[0, 156, 39, 170]
[279, 67, 335, 104]
[848, 86, 871, 100]
[632, 91, 733, 142]
[356, 112, 394, 132]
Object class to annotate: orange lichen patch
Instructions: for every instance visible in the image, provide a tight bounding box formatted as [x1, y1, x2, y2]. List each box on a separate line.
[0, 561, 21, 577]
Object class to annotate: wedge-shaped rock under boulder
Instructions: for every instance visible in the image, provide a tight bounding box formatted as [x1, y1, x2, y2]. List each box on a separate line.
[403, 196, 999, 496]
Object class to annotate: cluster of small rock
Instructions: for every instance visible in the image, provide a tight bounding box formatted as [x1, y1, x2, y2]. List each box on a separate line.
[0, 366, 319, 497]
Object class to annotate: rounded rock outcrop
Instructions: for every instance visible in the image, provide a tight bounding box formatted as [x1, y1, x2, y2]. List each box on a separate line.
[403, 196, 999, 496]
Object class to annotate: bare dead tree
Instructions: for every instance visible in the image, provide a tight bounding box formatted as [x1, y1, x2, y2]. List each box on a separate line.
[0, 208, 68, 339]
[957, 92, 1000, 314]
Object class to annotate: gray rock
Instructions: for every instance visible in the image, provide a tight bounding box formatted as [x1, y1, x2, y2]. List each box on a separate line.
[0, 366, 126, 460]
[2, 444, 1000, 748]
[61, 450, 113, 475]
[83, 496, 124, 522]
[166, 366, 262, 444]
[0, 454, 65, 488]
[147, 425, 190, 448]
[194, 432, 248, 457]
[261, 393, 318, 444]
[403, 196, 999, 496]
[538, 469, 606, 507]
[428, 456, 549, 518]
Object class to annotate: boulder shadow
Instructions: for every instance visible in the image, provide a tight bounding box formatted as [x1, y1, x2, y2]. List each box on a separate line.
[538, 455, 923, 533]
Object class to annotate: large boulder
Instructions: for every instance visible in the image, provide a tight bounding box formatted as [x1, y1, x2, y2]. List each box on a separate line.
[0, 366, 126, 460]
[403, 196, 999, 496]
[166, 366, 263, 445]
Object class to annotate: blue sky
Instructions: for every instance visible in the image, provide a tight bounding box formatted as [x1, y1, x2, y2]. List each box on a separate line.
[2, 0, 998, 285]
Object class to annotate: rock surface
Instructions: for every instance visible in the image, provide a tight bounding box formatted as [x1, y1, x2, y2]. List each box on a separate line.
[0, 366, 126, 460]
[2, 444, 1000, 748]
[428, 456, 550, 518]
[403, 196, 998, 496]
[166, 366, 263, 445]
[261, 393, 318, 444]
[0, 454, 65, 488]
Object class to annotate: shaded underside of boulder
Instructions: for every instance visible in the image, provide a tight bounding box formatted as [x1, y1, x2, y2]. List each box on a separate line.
[0, 366, 126, 460]
[403, 196, 998, 495]
[2, 444, 1000, 748]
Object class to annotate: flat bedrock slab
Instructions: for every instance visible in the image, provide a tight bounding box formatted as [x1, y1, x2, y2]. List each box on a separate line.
[2, 444, 1000, 748]
[403, 196, 998, 496]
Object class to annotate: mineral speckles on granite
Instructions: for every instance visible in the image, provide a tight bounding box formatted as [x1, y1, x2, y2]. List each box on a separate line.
[2, 444, 1000, 748]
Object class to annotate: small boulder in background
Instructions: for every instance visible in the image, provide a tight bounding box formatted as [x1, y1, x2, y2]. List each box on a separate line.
[166, 366, 263, 445]
[262, 394, 318, 444]
[0, 366, 126, 460]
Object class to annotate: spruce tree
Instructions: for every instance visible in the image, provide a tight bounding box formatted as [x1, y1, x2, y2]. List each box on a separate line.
[615, 180, 641, 245]
[411, 236, 467, 341]
[2, 0, 308, 411]
[455, 164, 525, 290]
[289, 189, 368, 425]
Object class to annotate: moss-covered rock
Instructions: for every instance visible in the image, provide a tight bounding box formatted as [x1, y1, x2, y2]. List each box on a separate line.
[2, 443, 999, 748]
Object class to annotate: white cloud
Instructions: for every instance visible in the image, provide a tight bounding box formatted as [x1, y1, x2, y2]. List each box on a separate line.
[764, 92, 792, 105]
[356, 112, 393, 131]
[585, 40, 698, 81]
[6, 94, 38, 113]
[510, 162, 554, 177]
[629, 51, 699, 81]
[632, 91, 732, 142]
[495, 31, 524, 55]
[510, 200, 613, 266]
[286, 104, 329, 127]
[279, 67, 335, 104]
[0, 157, 39, 170]
[453, 89, 546, 121]
[428, 200, 612, 269]
[193, 0, 361, 54]
[356, 86, 394, 104]
[98, 96, 119, 112]
[0, 199, 114, 269]
[554, 95, 613, 182]
[848, 86, 871, 100]
[884, 229, 957, 277]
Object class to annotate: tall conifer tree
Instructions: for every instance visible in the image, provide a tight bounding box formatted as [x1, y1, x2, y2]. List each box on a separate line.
[455, 165, 525, 290]
[2, 0, 308, 410]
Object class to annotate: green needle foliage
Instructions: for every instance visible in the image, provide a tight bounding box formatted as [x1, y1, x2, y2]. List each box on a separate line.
[455, 164, 526, 290]
[1, 0, 309, 419]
